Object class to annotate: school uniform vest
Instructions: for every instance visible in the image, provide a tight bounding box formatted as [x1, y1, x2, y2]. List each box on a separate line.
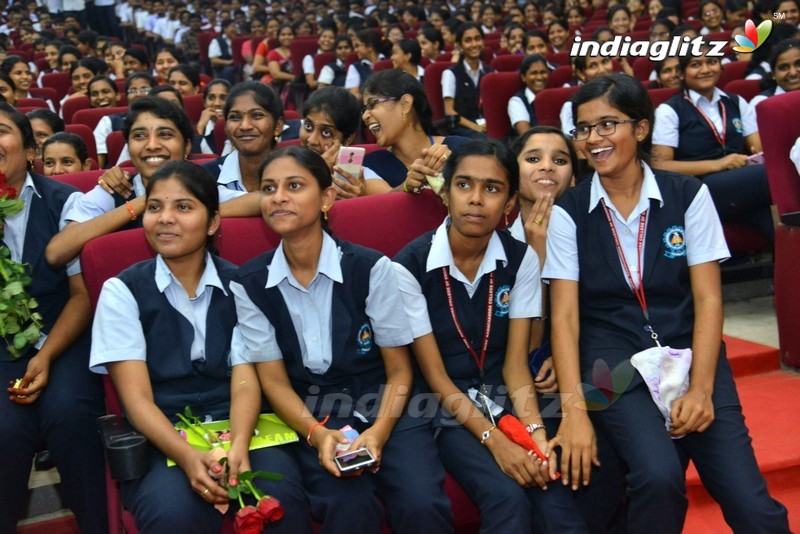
[665, 90, 745, 162]
[509, 88, 537, 137]
[448, 61, 494, 121]
[394, 229, 525, 424]
[201, 154, 228, 179]
[116, 256, 238, 421]
[325, 60, 347, 87]
[109, 112, 125, 132]
[236, 238, 389, 422]
[215, 36, 232, 60]
[756, 86, 777, 99]
[353, 60, 373, 91]
[0, 174, 78, 361]
[556, 171, 702, 381]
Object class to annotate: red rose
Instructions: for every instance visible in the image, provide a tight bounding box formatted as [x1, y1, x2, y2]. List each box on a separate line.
[234, 505, 263, 534]
[0, 173, 16, 200]
[256, 496, 285, 523]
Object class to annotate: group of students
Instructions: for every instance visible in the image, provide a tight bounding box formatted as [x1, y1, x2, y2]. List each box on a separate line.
[0, 64, 794, 534]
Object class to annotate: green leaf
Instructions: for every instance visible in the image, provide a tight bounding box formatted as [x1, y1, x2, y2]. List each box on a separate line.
[5, 281, 23, 295]
[13, 332, 27, 349]
[227, 485, 240, 500]
[237, 471, 253, 483]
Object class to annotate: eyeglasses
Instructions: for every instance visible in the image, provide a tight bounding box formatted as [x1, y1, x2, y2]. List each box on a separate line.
[362, 97, 398, 113]
[703, 8, 721, 16]
[127, 87, 152, 95]
[570, 119, 638, 141]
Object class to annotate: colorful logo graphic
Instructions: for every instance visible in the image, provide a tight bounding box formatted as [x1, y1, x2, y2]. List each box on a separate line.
[494, 285, 510, 317]
[581, 359, 637, 410]
[662, 225, 686, 259]
[733, 19, 773, 53]
[356, 322, 373, 354]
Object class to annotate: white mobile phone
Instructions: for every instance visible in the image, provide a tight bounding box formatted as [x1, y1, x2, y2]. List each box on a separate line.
[334, 447, 375, 472]
[336, 146, 365, 178]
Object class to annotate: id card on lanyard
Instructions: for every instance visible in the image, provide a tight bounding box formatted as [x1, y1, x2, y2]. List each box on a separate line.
[600, 199, 662, 347]
[683, 91, 727, 154]
[442, 267, 498, 424]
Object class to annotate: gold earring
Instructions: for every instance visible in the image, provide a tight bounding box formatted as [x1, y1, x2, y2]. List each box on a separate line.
[401, 109, 409, 123]
[274, 131, 280, 142]
[323, 211, 328, 221]
[505, 212, 509, 226]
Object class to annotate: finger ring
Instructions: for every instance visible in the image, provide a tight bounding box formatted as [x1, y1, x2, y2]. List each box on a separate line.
[534, 217, 544, 225]
[202, 488, 209, 495]
[413, 187, 420, 194]
[440, 154, 448, 160]
[98, 179, 104, 185]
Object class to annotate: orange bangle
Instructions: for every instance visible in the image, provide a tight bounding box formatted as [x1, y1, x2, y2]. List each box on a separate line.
[125, 200, 137, 221]
[306, 415, 330, 446]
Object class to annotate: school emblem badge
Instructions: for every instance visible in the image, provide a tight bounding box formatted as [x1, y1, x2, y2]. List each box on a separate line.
[356, 323, 373, 354]
[663, 225, 686, 259]
[494, 285, 511, 317]
[732, 117, 743, 134]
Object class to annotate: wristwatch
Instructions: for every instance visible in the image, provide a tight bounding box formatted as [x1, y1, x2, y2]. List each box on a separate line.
[526, 423, 546, 435]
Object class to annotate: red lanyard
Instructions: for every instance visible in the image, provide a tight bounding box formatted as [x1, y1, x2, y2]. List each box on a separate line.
[683, 91, 727, 149]
[600, 199, 650, 322]
[442, 268, 494, 379]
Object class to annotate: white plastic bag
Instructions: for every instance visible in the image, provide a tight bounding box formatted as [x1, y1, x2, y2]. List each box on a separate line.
[630, 346, 693, 435]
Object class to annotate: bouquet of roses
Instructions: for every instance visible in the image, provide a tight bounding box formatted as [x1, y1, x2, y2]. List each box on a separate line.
[0, 172, 42, 359]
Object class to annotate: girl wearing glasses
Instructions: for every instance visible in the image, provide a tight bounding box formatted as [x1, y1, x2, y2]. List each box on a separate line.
[229, 146, 452, 533]
[362, 70, 469, 192]
[651, 50, 774, 243]
[93, 73, 156, 168]
[698, 0, 725, 35]
[547, 73, 789, 533]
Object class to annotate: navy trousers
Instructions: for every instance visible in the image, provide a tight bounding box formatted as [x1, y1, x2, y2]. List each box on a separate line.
[703, 163, 774, 243]
[291, 422, 453, 534]
[436, 424, 589, 534]
[123, 444, 312, 533]
[0, 344, 107, 534]
[590, 350, 789, 534]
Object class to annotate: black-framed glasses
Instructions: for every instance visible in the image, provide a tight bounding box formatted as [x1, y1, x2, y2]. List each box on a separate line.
[361, 97, 399, 113]
[570, 119, 638, 141]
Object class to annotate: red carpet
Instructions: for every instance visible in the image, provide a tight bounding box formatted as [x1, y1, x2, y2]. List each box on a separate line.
[684, 339, 800, 533]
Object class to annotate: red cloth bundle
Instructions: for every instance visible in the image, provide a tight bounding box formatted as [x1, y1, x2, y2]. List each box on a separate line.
[497, 414, 560, 480]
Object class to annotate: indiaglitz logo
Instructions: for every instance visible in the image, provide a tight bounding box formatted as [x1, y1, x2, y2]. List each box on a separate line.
[733, 19, 774, 53]
[581, 359, 637, 410]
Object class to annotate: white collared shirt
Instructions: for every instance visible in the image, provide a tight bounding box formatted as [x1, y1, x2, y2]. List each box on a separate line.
[543, 163, 730, 284]
[230, 232, 413, 372]
[215, 151, 248, 202]
[508, 87, 536, 127]
[652, 88, 758, 148]
[508, 215, 525, 243]
[345, 58, 374, 90]
[5, 173, 83, 279]
[393, 218, 542, 340]
[65, 174, 146, 223]
[90, 253, 226, 373]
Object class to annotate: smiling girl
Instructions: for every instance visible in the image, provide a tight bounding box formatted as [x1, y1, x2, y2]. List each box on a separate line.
[443, 22, 494, 138]
[508, 54, 551, 136]
[46, 97, 194, 268]
[194, 79, 231, 155]
[229, 146, 452, 533]
[42, 132, 92, 176]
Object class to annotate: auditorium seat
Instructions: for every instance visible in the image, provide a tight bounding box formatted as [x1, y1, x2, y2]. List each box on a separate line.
[756, 91, 800, 367]
[533, 86, 579, 128]
[481, 72, 523, 139]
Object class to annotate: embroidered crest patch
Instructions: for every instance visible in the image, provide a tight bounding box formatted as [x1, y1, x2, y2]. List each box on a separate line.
[356, 322, 373, 354]
[663, 225, 686, 258]
[494, 285, 511, 317]
[732, 117, 743, 134]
